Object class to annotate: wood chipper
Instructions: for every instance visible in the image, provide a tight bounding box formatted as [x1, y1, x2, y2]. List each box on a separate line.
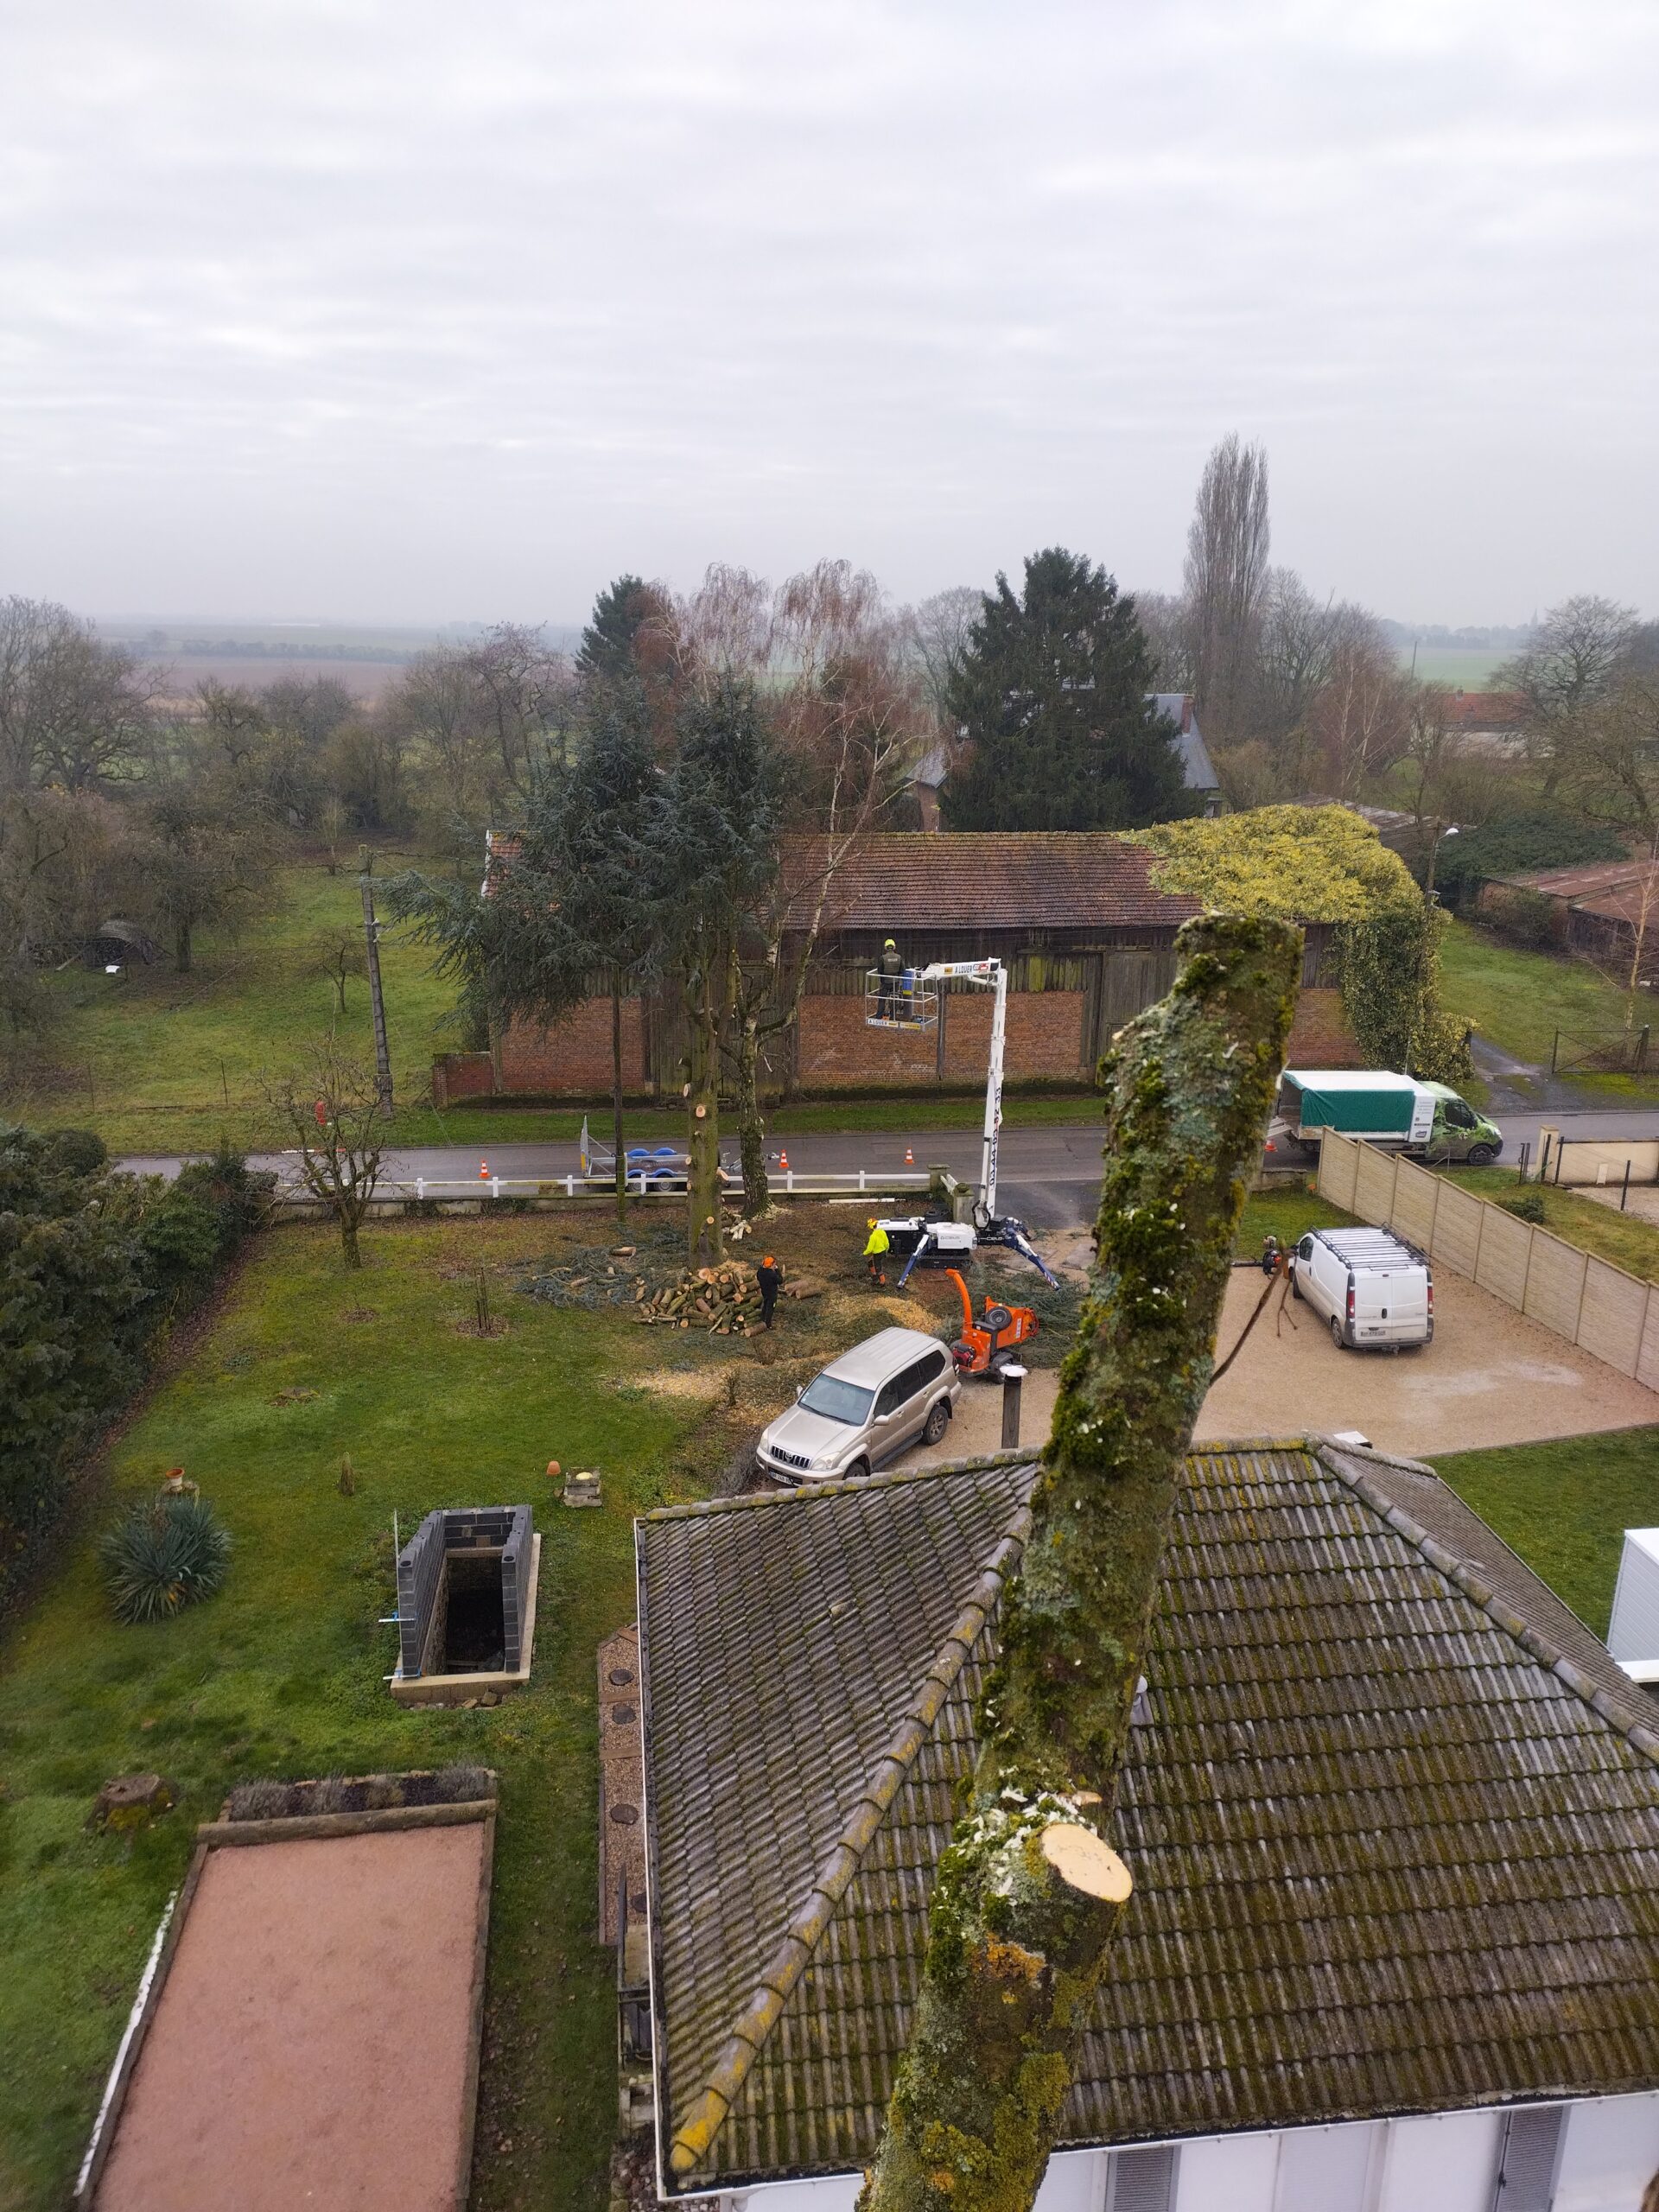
[944, 1267, 1039, 1377]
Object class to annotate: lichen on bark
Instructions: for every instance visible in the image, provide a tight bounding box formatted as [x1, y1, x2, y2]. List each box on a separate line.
[858, 912, 1302, 2212]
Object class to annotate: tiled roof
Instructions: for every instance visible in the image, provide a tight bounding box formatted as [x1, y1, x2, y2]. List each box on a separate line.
[637, 1442, 1659, 2193]
[1149, 692, 1220, 793]
[785, 834, 1201, 934]
[1493, 861, 1649, 904]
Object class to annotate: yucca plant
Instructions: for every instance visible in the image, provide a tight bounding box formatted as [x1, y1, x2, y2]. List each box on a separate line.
[101, 1496, 232, 1624]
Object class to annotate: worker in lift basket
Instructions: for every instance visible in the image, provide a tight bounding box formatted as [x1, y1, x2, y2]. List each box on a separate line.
[878, 936, 903, 1020]
[863, 1217, 891, 1287]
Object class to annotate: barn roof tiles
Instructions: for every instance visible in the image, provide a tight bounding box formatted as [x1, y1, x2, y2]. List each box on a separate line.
[785, 832, 1202, 934]
[636, 1441, 1659, 2193]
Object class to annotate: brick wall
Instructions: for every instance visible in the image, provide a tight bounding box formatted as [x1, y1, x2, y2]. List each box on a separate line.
[796, 989, 1087, 1089]
[1284, 987, 1362, 1069]
[500, 998, 646, 1095]
[432, 1052, 495, 1107]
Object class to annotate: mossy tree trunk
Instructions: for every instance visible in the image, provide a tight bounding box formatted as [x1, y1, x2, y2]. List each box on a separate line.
[612, 977, 628, 1224]
[858, 914, 1301, 2212]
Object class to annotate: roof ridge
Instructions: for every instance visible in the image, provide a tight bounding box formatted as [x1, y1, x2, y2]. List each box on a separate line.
[1311, 1437, 1659, 1769]
[641, 1446, 1035, 1524]
[664, 1501, 1033, 2180]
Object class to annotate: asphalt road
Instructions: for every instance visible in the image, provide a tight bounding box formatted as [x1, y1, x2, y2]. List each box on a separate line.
[118, 1108, 1659, 1233]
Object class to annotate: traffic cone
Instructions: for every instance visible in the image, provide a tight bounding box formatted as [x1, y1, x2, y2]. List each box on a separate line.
[479, 1160, 490, 1180]
[905, 1145, 914, 1165]
[779, 1149, 790, 1171]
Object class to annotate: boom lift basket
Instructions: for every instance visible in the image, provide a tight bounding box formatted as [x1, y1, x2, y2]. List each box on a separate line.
[864, 967, 938, 1031]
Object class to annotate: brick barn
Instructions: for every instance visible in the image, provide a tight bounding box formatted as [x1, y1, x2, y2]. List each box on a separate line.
[431, 832, 1340, 1104]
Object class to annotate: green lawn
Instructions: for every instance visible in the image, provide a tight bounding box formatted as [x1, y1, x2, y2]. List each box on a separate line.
[1437, 1165, 1659, 1285]
[1394, 646, 1513, 688]
[0, 1214, 735, 2212]
[1440, 918, 1659, 1099]
[1431, 1427, 1659, 1636]
[3, 856, 1105, 1156]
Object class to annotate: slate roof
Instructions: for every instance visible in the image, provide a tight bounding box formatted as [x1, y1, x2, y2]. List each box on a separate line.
[636, 1440, 1659, 2194]
[1149, 692, 1220, 795]
[784, 833, 1201, 935]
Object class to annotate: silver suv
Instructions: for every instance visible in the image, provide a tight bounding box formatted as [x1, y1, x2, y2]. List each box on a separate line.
[757, 1327, 957, 1485]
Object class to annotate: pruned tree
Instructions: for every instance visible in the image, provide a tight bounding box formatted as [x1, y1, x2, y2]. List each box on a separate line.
[1182, 433, 1271, 741]
[857, 913, 1302, 2212]
[137, 767, 280, 972]
[262, 1043, 385, 1269]
[650, 676, 789, 1264]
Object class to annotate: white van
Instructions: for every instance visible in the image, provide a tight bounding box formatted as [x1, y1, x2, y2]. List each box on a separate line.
[1291, 1228, 1433, 1351]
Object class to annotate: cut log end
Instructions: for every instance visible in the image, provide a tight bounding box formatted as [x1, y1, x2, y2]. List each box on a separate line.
[1039, 1821, 1132, 1904]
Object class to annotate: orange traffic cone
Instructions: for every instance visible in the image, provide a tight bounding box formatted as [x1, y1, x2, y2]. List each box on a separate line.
[905, 1145, 914, 1165]
[779, 1148, 790, 1171]
[479, 1160, 490, 1180]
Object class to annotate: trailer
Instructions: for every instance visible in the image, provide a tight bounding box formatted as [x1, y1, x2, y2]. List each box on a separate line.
[1268, 1069, 1502, 1166]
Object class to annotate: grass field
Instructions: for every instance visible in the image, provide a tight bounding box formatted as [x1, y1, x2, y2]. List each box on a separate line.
[3, 856, 1106, 1156]
[1432, 1427, 1659, 1636]
[0, 1212, 741, 2211]
[1393, 646, 1514, 688]
[1440, 918, 1659, 1100]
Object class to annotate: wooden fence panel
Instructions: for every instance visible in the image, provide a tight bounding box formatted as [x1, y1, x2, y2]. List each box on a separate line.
[1522, 1233, 1588, 1341]
[1317, 1133, 1360, 1213]
[1389, 1159, 1440, 1251]
[1428, 1183, 1484, 1279]
[1637, 1294, 1659, 1394]
[1580, 1260, 1649, 1379]
[1473, 1207, 1532, 1308]
[1354, 1146, 1399, 1225]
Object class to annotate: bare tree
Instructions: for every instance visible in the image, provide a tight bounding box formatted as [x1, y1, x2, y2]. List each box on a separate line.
[1399, 682, 1461, 893]
[0, 598, 156, 794]
[906, 585, 982, 726]
[1128, 587, 1193, 692]
[858, 915, 1301, 2212]
[1182, 433, 1271, 741]
[1497, 594, 1640, 793]
[1309, 612, 1409, 799]
[262, 1043, 385, 1268]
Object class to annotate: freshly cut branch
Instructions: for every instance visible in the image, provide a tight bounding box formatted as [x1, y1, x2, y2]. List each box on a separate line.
[860, 912, 1301, 2212]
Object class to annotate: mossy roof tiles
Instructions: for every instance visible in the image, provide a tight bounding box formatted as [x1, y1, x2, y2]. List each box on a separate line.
[635, 1440, 1659, 2193]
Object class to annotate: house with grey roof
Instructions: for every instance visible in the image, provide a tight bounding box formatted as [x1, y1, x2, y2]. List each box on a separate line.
[629, 1440, 1659, 2211]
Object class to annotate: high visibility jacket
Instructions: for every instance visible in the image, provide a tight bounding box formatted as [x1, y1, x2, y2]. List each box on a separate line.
[863, 1225, 891, 1258]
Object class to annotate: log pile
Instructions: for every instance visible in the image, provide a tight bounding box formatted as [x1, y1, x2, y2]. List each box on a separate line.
[636, 1262, 763, 1335]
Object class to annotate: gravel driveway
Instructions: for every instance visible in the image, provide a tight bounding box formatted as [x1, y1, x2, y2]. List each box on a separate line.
[896, 1265, 1659, 1469]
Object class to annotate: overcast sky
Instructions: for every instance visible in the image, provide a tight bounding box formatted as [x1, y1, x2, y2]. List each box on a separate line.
[2, 0, 1655, 627]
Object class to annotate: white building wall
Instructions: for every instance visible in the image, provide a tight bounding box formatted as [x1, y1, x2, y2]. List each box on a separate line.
[719, 2096, 1659, 2212]
[1556, 2094, 1659, 2211]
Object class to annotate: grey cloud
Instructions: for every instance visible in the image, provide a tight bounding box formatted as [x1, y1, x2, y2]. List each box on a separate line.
[0, 0, 1655, 620]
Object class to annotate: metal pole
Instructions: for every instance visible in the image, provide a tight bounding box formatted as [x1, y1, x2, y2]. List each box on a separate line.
[1000, 1363, 1026, 1450]
[981, 963, 1007, 1220]
[1622, 1158, 1632, 1212]
[359, 846, 394, 1121]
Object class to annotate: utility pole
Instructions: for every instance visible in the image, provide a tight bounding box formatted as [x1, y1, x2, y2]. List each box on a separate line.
[359, 845, 394, 1121]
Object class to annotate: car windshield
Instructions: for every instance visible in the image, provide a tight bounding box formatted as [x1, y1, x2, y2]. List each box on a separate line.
[799, 1374, 874, 1426]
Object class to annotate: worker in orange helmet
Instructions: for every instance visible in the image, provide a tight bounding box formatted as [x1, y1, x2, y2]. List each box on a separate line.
[756, 1253, 783, 1330]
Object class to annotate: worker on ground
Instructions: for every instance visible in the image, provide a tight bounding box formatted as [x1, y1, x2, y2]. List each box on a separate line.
[756, 1253, 783, 1330]
[878, 936, 903, 1020]
[863, 1216, 891, 1287]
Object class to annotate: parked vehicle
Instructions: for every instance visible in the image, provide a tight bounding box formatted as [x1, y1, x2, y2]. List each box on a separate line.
[1267, 1070, 1503, 1166]
[1291, 1228, 1433, 1351]
[756, 1327, 957, 1484]
[944, 1267, 1038, 1376]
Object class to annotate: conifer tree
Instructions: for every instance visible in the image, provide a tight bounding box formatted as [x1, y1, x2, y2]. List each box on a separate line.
[942, 549, 1193, 831]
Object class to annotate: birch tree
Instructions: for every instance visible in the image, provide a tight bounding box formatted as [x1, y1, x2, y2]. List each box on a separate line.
[859, 911, 1302, 2212]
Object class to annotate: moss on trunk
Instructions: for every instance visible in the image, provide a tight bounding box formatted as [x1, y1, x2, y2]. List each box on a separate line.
[859, 914, 1302, 2212]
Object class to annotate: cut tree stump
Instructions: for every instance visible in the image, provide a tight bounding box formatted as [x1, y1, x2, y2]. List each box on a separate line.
[91, 1773, 175, 1832]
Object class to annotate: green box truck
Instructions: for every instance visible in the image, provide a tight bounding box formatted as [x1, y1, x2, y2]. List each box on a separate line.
[1268, 1070, 1503, 1165]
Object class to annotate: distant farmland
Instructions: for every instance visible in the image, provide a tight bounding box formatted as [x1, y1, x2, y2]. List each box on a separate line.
[143, 652, 410, 706]
[1393, 645, 1512, 688]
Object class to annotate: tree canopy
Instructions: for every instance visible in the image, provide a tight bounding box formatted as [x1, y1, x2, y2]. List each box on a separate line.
[941, 548, 1193, 832]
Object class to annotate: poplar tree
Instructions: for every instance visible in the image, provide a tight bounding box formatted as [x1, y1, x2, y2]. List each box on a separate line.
[942, 549, 1192, 832]
[860, 912, 1302, 2212]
